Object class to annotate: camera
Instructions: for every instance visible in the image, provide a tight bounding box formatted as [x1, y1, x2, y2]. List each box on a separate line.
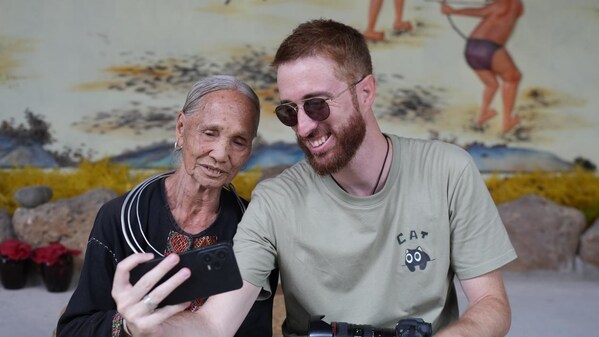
[309, 315, 432, 337]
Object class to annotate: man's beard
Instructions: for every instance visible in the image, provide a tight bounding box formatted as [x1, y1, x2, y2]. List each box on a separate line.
[297, 103, 366, 176]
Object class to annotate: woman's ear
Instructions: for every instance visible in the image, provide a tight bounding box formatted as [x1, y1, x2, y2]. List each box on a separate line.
[175, 111, 185, 144]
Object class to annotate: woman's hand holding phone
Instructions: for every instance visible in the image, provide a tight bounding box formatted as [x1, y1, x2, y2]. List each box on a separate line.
[111, 253, 191, 337]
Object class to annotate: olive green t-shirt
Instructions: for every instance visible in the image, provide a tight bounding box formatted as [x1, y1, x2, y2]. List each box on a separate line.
[234, 135, 516, 336]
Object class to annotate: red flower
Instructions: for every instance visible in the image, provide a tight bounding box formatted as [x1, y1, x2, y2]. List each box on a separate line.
[0, 239, 32, 261]
[31, 243, 81, 266]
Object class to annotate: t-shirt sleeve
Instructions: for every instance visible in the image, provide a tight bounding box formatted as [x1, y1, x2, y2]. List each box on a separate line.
[448, 154, 517, 280]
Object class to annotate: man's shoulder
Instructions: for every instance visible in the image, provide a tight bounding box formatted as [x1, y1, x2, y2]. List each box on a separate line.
[393, 135, 468, 157]
[390, 136, 473, 175]
[258, 160, 314, 186]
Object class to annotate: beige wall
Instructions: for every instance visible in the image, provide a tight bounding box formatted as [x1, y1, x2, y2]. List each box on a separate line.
[1, 0, 597, 171]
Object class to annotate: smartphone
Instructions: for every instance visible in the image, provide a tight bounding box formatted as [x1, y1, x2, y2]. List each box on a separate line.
[129, 242, 243, 307]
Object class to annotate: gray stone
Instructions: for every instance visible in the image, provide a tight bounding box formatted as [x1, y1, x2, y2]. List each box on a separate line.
[498, 194, 587, 271]
[0, 207, 15, 242]
[580, 218, 599, 268]
[14, 185, 53, 208]
[12, 188, 117, 268]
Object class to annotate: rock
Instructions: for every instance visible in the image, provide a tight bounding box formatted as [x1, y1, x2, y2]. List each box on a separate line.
[13, 185, 53, 208]
[0, 207, 15, 242]
[498, 194, 586, 271]
[580, 218, 599, 268]
[12, 188, 118, 268]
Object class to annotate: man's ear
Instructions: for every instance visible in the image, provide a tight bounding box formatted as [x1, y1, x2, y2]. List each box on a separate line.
[357, 74, 377, 108]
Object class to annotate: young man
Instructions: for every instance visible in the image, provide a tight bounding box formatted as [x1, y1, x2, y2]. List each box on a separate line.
[115, 19, 516, 337]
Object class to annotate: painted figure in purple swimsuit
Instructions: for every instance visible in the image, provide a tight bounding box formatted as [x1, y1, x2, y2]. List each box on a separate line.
[441, 0, 524, 133]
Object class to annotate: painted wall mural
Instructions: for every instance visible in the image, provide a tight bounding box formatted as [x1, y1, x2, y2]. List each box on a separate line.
[1, 0, 597, 173]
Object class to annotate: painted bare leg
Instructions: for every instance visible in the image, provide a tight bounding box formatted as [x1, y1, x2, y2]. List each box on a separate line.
[364, 0, 385, 41]
[477, 108, 497, 125]
[393, 0, 412, 31]
[502, 77, 520, 133]
[474, 70, 499, 126]
[500, 73, 522, 133]
[393, 21, 413, 32]
[493, 50, 522, 133]
[363, 30, 385, 41]
[502, 114, 521, 133]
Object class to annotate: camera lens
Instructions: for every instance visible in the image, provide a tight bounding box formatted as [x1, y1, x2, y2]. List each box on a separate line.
[334, 322, 396, 337]
[309, 316, 395, 337]
[309, 316, 432, 337]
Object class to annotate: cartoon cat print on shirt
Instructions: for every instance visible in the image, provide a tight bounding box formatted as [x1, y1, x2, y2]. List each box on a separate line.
[404, 246, 431, 272]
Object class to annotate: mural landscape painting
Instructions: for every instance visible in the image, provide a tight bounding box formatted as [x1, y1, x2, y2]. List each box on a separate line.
[1, 0, 598, 173]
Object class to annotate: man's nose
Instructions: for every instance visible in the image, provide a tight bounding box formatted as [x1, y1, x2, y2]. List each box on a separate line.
[294, 106, 319, 138]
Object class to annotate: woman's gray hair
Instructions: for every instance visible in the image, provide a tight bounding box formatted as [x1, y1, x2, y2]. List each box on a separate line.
[181, 75, 261, 135]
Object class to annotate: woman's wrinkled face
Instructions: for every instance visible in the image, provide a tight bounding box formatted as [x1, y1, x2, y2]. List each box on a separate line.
[176, 90, 257, 189]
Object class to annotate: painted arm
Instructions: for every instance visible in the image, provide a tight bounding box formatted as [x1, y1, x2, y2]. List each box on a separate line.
[435, 270, 511, 337]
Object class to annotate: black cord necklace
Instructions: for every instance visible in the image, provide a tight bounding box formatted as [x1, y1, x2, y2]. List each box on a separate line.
[331, 135, 390, 195]
[371, 135, 390, 195]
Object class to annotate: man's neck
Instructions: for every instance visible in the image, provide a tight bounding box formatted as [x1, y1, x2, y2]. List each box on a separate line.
[330, 133, 392, 196]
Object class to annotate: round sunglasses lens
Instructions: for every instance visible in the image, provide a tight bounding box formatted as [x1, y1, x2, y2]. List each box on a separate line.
[303, 98, 329, 121]
[275, 106, 298, 126]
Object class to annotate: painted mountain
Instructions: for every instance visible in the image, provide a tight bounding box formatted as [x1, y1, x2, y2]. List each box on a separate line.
[1, 135, 581, 174]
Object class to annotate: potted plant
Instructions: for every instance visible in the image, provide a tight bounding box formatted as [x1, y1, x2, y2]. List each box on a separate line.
[32, 242, 81, 292]
[0, 239, 32, 289]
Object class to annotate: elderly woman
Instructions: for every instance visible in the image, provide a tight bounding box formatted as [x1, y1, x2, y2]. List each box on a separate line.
[57, 75, 276, 337]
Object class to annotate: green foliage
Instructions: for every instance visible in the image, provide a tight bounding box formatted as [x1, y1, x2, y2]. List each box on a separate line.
[485, 169, 599, 225]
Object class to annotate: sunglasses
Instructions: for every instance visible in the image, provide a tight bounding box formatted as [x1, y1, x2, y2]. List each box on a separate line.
[274, 76, 367, 127]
